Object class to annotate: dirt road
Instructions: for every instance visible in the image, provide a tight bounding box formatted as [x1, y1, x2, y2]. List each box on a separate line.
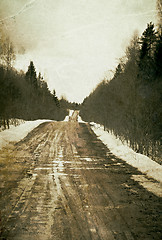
[0, 113, 161, 239]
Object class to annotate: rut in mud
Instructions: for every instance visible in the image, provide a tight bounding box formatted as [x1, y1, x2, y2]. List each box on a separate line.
[0, 115, 161, 239]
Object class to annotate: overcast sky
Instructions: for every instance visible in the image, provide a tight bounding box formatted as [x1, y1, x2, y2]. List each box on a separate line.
[0, 0, 157, 102]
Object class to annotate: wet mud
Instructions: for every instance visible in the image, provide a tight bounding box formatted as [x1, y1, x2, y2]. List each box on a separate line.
[0, 119, 161, 239]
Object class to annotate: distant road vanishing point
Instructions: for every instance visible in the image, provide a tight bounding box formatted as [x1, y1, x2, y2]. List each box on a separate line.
[0, 111, 161, 240]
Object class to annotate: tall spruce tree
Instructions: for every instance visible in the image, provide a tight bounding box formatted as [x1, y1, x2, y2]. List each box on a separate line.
[138, 22, 157, 82]
[139, 22, 157, 59]
[25, 61, 38, 88]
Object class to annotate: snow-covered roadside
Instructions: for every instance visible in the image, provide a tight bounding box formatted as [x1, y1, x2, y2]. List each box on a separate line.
[0, 119, 53, 150]
[0, 119, 25, 132]
[90, 122, 162, 197]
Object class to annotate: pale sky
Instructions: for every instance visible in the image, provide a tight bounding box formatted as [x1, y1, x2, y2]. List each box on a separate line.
[0, 0, 157, 102]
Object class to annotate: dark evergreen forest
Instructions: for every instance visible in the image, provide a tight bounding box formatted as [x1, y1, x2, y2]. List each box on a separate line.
[80, 22, 162, 162]
[0, 36, 68, 128]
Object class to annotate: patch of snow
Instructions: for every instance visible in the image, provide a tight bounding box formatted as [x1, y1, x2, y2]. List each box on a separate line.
[63, 110, 85, 123]
[63, 116, 69, 122]
[0, 118, 25, 132]
[0, 119, 53, 150]
[63, 109, 74, 122]
[132, 175, 162, 197]
[69, 110, 74, 117]
[90, 122, 162, 197]
[78, 115, 86, 123]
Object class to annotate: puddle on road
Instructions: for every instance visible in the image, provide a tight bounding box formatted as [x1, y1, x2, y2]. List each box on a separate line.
[104, 162, 124, 167]
[57, 148, 64, 158]
[72, 174, 80, 178]
[49, 173, 68, 176]
[53, 160, 64, 165]
[53, 160, 64, 171]
[80, 157, 93, 162]
[90, 228, 97, 233]
[113, 162, 122, 165]
[35, 167, 52, 171]
[69, 167, 104, 170]
[131, 175, 162, 197]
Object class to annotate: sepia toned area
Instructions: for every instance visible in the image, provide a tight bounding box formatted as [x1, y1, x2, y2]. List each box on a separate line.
[0, 0, 162, 240]
[0, 0, 158, 102]
[0, 112, 161, 239]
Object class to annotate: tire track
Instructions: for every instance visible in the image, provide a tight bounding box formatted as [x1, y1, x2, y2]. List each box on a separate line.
[0, 119, 161, 240]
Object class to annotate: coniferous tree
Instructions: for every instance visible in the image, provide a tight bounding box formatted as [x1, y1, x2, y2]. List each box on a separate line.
[80, 24, 161, 162]
[25, 61, 38, 88]
[52, 90, 60, 107]
[138, 22, 157, 82]
[139, 22, 157, 59]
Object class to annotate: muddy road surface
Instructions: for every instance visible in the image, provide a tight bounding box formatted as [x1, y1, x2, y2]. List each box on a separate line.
[0, 114, 161, 239]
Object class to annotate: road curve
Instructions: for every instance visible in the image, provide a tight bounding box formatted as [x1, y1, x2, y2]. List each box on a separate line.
[0, 118, 161, 239]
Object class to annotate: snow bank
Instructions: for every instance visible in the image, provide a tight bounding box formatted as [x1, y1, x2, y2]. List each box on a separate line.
[0, 119, 52, 150]
[0, 119, 25, 132]
[90, 122, 162, 197]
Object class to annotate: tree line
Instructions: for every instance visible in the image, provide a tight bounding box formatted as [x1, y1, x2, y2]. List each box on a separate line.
[80, 22, 162, 162]
[0, 35, 67, 129]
